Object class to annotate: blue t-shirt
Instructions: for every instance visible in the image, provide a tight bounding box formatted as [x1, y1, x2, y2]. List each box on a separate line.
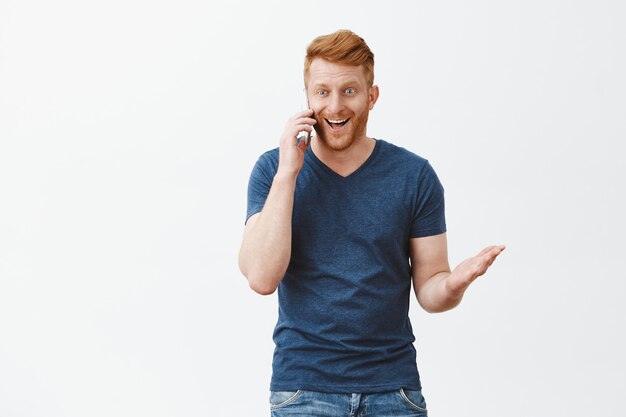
[246, 139, 446, 393]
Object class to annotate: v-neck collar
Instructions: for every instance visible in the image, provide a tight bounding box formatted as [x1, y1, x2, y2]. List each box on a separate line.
[307, 139, 381, 179]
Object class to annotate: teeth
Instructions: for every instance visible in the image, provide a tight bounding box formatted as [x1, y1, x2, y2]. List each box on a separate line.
[327, 118, 348, 124]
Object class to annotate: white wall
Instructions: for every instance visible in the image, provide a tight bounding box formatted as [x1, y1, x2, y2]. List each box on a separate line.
[1, 1, 624, 416]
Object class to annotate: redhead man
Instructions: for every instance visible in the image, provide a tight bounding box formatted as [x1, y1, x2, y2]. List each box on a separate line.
[239, 30, 505, 417]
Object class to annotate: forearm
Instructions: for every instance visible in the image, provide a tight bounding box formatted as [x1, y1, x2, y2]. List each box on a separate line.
[238, 172, 297, 295]
[415, 244, 506, 313]
[416, 271, 464, 313]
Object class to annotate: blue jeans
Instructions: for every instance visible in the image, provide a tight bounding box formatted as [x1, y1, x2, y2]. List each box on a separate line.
[269, 388, 428, 417]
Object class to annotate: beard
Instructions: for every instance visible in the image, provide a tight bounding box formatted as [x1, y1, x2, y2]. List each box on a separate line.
[313, 107, 370, 152]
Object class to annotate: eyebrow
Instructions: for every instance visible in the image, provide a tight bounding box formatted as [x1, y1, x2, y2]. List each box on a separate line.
[312, 79, 361, 89]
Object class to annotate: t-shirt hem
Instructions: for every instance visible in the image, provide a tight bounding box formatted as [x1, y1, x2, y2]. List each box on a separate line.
[270, 381, 422, 394]
[245, 209, 262, 224]
[409, 227, 447, 239]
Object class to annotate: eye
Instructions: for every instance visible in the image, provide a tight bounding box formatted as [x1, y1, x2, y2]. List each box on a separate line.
[344, 88, 356, 95]
[316, 89, 327, 96]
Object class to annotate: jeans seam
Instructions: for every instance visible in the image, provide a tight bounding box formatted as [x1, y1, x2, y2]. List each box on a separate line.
[270, 390, 303, 410]
[399, 388, 428, 412]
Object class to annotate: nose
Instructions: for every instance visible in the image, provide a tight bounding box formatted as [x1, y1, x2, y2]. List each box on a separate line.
[326, 93, 345, 115]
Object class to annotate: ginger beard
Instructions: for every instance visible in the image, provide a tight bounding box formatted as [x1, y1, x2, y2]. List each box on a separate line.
[312, 103, 370, 152]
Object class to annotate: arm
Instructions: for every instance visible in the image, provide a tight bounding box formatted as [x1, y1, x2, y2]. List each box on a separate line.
[410, 233, 505, 313]
[238, 110, 315, 295]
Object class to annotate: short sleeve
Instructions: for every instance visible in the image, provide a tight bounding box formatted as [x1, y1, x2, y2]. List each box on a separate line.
[410, 162, 446, 238]
[245, 151, 278, 224]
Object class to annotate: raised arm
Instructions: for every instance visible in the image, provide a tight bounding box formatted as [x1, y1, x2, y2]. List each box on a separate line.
[411, 233, 505, 313]
[238, 110, 316, 295]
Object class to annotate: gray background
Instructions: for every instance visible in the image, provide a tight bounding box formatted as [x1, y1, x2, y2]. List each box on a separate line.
[1, 1, 625, 416]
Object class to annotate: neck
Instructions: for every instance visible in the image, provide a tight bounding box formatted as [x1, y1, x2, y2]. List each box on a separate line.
[311, 135, 376, 177]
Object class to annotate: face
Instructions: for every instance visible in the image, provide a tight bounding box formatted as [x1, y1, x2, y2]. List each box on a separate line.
[306, 58, 378, 152]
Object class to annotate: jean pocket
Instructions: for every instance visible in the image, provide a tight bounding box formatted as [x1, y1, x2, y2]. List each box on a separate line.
[269, 390, 303, 410]
[399, 388, 428, 413]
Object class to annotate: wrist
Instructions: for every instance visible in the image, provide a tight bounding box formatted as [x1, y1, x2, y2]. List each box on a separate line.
[274, 169, 299, 184]
[443, 271, 467, 299]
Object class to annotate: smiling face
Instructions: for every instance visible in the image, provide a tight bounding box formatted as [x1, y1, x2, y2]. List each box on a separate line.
[306, 58, 379, 152]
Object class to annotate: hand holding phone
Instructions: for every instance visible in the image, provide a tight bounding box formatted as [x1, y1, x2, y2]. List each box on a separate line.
[297, 90, 314, 146]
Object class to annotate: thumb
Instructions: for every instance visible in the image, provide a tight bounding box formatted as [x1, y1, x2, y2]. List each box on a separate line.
[297, 135, 309, 152]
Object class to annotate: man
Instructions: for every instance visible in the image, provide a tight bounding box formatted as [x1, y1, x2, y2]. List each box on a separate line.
[239, 30, 505, 417]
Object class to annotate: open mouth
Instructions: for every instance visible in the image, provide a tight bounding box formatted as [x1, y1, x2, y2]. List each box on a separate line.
[324, 117, 350, 130]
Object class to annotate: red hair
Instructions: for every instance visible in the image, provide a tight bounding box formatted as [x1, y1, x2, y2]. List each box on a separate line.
[304, 30, 375, 86]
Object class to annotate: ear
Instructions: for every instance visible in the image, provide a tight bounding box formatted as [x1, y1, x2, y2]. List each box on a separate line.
[368, 85, 380, 110]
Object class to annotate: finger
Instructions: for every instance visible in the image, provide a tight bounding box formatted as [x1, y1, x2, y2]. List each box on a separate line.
[282, 127, 313, 147]
[478, 246, 498, 256]
[296, 136, 309, 151]
[480, 256, 492, 272]
[489, 245, 506, 258]
[286, 124, 314, 138]
[481, 251, 500, 266]
[291, 109, 315, 120]
[293, 125, 314, 136]
[291, 118, 316, 131]
[478, 245, 506, 257]
[295, 117, 317, 125]
[482, 246, 505, 267]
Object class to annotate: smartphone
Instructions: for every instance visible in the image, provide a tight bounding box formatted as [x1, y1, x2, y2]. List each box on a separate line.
[297, 89, 314, 146]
